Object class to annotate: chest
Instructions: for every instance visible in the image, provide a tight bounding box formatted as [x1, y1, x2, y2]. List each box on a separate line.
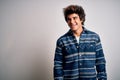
[62, 38, 96, 55]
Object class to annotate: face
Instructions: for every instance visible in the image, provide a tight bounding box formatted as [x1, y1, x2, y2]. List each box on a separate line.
[67, 13, 83, 31]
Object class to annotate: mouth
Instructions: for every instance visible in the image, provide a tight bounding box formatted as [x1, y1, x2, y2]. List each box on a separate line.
[70, 23, 77, 27]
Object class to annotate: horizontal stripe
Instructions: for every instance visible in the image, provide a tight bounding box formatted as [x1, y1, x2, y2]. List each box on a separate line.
[65, 52, 95, 58]
[80, 40, 95, 43]
[80, 37, 97, 40]
[96, 48, 102, 51]
[96, 57, 104, 60]
[65, 53, 78, 58]
[64, 75, 96, 79]
[63, 39, 74, 43]
[54, 64, 62, 67]
[54, 77, 63, 79]
[63, 41, 96, 46]
[96, 62, 105, 65]
[80, 72, 96, 75]
[64, 76, 79, 79]
[56, 46, 62, 50]
[80, 75, 96, 78]
[55, 52, 62, 55]
[54, 67, 63, 69]
[96, 42, 101, 46]
[63, 40, 96, 45]
[63, 38, 96, 41]
[65, 58, 96, 63]
[64, 72, 96, 76]
[54, 61, 63, 63]
[64, 73, 79, 76]
[64, 42, 76, 46]
[64, 68, 95, 72]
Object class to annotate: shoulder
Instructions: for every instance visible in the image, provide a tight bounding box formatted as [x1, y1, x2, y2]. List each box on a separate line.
[56, 30, 70, 45]
[85, 28, 100, 38]
[84, 28, 101, 42]
[57, 31, 69, 42]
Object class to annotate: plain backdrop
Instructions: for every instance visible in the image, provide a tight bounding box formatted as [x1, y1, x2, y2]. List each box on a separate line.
[0, 0, 120, 80]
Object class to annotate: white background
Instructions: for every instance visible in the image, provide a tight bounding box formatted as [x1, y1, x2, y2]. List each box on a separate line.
[0, 0, 120, 80]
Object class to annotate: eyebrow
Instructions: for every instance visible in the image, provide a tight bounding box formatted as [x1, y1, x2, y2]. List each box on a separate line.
[67, 16, 78, 20]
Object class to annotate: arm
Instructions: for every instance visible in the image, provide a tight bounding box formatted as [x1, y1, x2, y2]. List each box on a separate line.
[95, 35, 107, 80]
[54, 39, 64, 80]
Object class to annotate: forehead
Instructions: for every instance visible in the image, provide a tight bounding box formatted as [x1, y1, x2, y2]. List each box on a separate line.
[67, 13, 79, 18]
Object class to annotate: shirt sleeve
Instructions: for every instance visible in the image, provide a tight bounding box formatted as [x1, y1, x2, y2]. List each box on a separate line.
[54, 39, 64, 80]
[95, 35, 107, 80]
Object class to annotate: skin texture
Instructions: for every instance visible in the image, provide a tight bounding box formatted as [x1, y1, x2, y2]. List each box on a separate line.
[67, 13, 83, 37]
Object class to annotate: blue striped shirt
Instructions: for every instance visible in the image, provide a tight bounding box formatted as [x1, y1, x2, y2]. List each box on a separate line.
[54, 27, 107, 80]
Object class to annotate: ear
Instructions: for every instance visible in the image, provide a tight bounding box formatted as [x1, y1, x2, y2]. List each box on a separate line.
[80, 19, 83, 22]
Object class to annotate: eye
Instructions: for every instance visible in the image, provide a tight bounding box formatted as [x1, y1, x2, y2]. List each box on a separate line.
[73, 16, 78, 20]
[67, 18, 71, 22]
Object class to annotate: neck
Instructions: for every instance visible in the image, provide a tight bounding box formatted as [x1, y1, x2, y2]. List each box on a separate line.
[73, 27, 83, 37]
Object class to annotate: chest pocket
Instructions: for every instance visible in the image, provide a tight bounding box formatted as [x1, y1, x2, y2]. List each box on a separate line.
[79, 42, 96, 52]
[63, 44, 77, 55]
[85, 43, 96, 52]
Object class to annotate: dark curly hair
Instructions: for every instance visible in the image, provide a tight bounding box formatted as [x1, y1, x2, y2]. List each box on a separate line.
[63, 5, 86, 25]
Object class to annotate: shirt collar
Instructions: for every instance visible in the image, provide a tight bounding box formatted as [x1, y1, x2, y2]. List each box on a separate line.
[68, 26, 88, 35]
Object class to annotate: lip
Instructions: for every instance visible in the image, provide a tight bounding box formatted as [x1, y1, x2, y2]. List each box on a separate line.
[70, 25, 77, 29]
[70, 24, 77, 27]
[72, 24, 77, 26]
[70, 22, 77, 25]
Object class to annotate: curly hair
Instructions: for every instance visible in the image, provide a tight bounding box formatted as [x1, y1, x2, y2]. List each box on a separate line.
[63, 5, 86, 25]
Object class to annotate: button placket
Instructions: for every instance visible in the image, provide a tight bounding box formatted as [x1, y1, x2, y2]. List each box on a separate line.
[78, 51, 83, 66]
[80, 63, 82, 66]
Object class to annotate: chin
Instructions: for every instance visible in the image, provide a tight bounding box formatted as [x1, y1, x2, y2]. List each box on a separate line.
[71, 29, 77, 31]
[70, 26, 77, 30]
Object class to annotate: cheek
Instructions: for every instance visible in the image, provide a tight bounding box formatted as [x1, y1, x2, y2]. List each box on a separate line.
[79, 20, 83, 24]
[67, 22, 71, 26]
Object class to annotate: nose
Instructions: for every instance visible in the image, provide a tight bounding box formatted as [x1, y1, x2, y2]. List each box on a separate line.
[70, 18, 75, 24]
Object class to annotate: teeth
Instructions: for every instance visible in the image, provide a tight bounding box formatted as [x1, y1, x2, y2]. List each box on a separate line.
[72, 24, 76, 26]
[72, 23, 77, 25]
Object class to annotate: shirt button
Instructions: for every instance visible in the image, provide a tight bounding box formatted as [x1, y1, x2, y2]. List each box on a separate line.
[80, 63, 82, 65]
[76, 46, 79, 48]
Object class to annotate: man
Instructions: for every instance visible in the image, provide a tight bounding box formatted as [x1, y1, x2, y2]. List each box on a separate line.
[54, 5, 107, 80]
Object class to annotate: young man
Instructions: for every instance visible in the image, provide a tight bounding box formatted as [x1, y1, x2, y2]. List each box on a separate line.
[54, 5, 107, 80]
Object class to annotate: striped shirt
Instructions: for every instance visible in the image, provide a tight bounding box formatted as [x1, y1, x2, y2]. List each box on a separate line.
[54, 27, 107, 80]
